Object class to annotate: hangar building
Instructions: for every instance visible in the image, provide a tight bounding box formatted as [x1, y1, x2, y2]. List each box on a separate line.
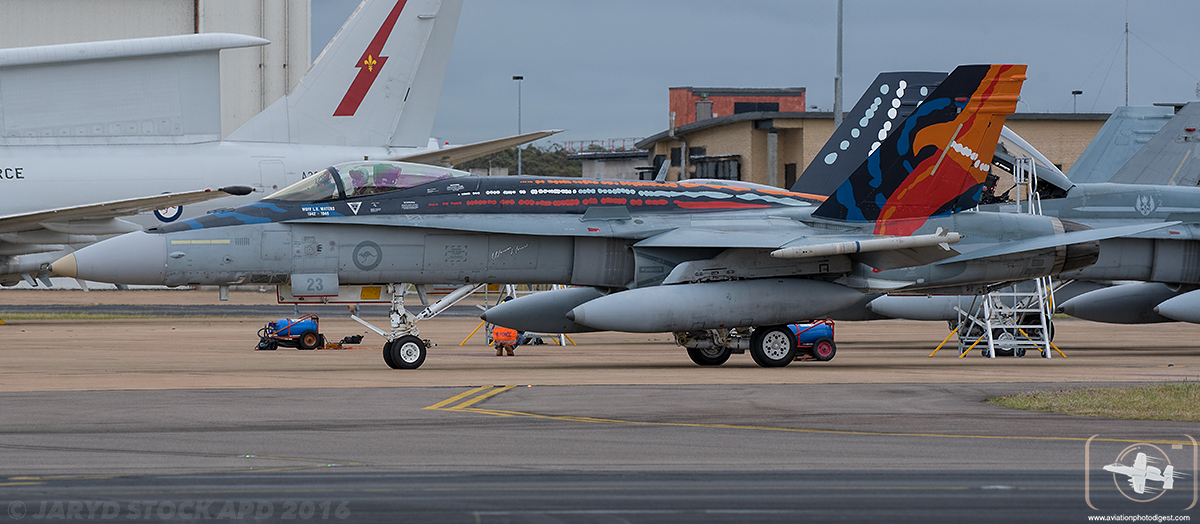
[0, 0, 311, 137]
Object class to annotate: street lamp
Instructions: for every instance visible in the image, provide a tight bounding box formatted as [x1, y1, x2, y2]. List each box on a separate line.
[513, 75, 524, 176]
[1072, 90, 1083, 113]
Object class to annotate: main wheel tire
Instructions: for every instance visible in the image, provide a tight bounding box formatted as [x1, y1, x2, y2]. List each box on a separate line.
[809, 337, 836, 361]
[387, 335, 427, 370]
[991, 330, 1015, 357]
[298, 331, 320, 350]
[750, 325, 797, 368]
[686, 346, 732, 366]
[382, 342, 400, 369]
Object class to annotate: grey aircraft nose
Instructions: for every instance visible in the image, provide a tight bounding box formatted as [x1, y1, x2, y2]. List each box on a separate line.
[51, 231, 167, 285]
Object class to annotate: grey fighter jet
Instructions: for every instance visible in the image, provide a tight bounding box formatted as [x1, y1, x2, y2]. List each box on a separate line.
[53, 65, 1166, 369]
[858, 101, 1200, 326]
[798, 68, 1200, 327]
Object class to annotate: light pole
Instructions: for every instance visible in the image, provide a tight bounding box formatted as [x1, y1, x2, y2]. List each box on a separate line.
[1072, 90, 1083, 113]
[513, 75, 523, 176]
[833, 0, 843, 129]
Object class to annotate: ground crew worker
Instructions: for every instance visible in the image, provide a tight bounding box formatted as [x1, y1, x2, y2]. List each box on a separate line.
[492, 325, 520, 356]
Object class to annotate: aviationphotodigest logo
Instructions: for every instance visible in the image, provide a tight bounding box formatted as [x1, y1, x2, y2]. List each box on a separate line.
[334, 0, 409, 116]
[1086, 435, 1198, 511]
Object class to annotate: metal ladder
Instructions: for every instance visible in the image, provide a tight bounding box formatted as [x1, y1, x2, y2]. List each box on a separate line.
[957, 157, 1056, 358]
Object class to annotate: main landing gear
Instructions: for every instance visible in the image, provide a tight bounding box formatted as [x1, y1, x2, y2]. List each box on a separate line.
[675, 321, 836, 368]
[353, 283, 484, 370]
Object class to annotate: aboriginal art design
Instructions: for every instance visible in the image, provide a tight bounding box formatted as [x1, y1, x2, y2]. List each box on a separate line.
[813, 64, 1026, 235]
[159, 177, 823, 233]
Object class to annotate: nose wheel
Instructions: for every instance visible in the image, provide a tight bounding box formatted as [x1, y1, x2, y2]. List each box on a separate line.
[353, 283, 484, 370]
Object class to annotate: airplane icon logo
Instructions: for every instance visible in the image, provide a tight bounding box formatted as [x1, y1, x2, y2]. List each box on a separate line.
[1104, 451, 1181, 495]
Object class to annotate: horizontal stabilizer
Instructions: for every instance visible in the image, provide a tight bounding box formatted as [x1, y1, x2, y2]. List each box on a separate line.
[936, 222, 1180, 264]
[0, 33, 268, 68]
[393, 130, 565, 166]
[0, 33, 268, 145]
[0, 187, 252, 234]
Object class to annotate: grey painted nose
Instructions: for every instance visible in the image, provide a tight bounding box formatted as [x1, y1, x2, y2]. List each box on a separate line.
[51, 231, 167, 285]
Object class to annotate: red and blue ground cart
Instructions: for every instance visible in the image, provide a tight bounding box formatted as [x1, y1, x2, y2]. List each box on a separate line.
[255, 314, 326, 351]
[788, 319, 836, 361]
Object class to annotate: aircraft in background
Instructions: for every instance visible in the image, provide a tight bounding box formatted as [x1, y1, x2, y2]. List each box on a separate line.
[793, 69, 1200, 328]
[872, 102, 1200, 326]
[54, 65, 1169, 369]
[0, 0, 557, 287]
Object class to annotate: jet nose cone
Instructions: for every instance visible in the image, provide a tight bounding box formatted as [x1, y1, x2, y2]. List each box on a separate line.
[53, 231, 168, 285]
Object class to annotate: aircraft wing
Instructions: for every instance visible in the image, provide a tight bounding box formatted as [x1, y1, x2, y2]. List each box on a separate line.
[934, 222, 1180, 265]
[1134, 452, 1148, 471]
[632, 224, 825, 249]
[0, 186, 253, 236]
[391, 130, 565, 167]
[1131, 476, 1147, 493]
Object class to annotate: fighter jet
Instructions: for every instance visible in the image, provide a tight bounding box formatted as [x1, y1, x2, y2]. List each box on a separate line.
[54, 64, 1165, 369]
[868, 103, 1200, 325]
[1104, 452, 1179, 494]
[798, 71, 1200, 328]
[0, 0, 556, 287]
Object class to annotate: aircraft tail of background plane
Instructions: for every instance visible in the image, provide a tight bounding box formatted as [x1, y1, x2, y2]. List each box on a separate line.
[813, 64, 1026, 235]
[1105, 102, 1200, 186]
[790, 71, 946, 197]
[1065, 105, 1174, 184]
[227, 0, 463, 148]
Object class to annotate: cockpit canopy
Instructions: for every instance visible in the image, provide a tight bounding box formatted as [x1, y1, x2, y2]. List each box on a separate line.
[267, 161, 474, 202]
[996, 127, 1075, 196]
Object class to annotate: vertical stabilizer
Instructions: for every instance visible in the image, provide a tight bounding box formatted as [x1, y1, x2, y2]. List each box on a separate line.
[1066, 106, 1173, 184]
[227, 0, 462, 147]
[1106, 102, 1200, 186]
[791, 72, 946, 196]
[813, 65, 1026, 235]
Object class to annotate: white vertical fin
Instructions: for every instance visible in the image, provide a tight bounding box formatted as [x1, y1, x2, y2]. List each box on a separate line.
[227, 0, 462, 148]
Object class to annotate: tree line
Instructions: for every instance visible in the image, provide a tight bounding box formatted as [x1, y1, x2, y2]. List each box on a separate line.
[456, 144, 582, 178]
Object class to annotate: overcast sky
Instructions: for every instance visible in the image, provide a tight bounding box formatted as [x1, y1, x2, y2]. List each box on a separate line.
[312, 0, 1200, 147]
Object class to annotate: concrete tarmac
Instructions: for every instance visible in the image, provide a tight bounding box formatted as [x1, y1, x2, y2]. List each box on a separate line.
[1, 290, 1198, 522]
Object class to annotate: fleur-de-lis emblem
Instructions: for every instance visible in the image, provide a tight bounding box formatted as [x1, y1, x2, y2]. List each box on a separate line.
[363, 55, 378, 72]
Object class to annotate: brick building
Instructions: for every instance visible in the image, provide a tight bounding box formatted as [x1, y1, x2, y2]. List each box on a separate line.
[669, 87, 806, 126]
[638, 98, 1108, 188]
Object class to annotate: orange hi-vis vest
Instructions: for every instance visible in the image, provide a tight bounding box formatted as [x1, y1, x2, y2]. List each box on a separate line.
[492, 326, 519, 344]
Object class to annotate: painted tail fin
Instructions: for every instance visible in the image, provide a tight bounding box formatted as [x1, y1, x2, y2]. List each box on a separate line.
[790, 71, 947, 197]
[813, 64, 1026, 235]
[227, 0, 463, 148]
